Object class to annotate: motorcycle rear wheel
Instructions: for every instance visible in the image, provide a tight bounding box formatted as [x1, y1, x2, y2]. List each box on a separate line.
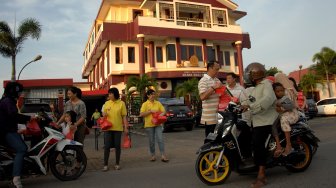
[49, 145, 87, 181]
[286, 140, 312, 172]
[195, 150, 231, 185]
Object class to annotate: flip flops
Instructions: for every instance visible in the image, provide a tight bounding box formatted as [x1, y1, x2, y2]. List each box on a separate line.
[274, 148, 285, 158]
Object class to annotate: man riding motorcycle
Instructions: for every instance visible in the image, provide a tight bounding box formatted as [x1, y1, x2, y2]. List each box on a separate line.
[0, 82, 31, 188]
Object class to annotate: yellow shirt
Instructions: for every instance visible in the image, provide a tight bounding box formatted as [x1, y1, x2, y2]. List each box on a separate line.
[103, 99, 127, 131]
[140, 100, 165, 128]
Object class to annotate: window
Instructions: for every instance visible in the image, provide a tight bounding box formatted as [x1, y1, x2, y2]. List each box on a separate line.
[207, 46, 215, 62]
[116, 47, 123, 64]
[234, 52, 238, 66]
[156, 46, 163, 62]
[128, 47, 135, 63]
[180, 45, 203, 61]
[224, 51, 230, 66]
[145, 47, 149, 64]
[166, 44, 176, 61]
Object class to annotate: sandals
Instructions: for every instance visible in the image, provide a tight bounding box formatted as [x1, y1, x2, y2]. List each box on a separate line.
[150, 156, 156, 162]
[114, 165, 121, 170]
[274, 147, 284, 158]
[161, 158, 169, 163]
[282, 147, 295, 157]
[251, 177, 267, 188]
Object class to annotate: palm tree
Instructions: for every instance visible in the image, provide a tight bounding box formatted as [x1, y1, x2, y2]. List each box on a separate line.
[0, 18, 42, 81]
[125, 74, 158, 104]
[300, 72, 322, 99]
[175, 78, 200, 112]
[312, 47, 336, 97]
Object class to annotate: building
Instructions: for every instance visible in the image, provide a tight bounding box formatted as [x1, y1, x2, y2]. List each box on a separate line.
[82, 0, 250, 96]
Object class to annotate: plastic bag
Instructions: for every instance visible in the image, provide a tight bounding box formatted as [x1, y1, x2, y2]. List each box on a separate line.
[97, 117, 112, 130]
[151, 112, 167, 125]
[122, 133, 131, 148]
[26, 119, 41, 136]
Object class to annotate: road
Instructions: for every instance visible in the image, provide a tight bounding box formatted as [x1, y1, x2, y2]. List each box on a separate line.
[1, 116, 336, 188]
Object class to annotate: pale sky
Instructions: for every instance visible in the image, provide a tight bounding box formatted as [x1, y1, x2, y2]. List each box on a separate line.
[1, 0, 336, 94]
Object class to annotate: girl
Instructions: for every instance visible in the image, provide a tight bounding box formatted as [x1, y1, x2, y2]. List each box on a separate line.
[272, 82, 299, 157]
[57, 110, 77, 140]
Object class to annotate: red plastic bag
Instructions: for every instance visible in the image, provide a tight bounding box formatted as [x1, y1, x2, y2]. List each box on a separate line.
[151, 112, 167, 125]
[65, 131, 74, 140]
[97, 117, 112, 130]
[26, 119, 41, 136]
[122, 133, 131, 148]
[215, 86, 226, 95]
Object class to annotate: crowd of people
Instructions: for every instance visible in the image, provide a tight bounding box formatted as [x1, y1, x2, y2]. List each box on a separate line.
[1, 61, 306, 188]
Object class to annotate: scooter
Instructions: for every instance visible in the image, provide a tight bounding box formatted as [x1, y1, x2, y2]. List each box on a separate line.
[195, 101, 319, 186]
[0, 117, 87, 182]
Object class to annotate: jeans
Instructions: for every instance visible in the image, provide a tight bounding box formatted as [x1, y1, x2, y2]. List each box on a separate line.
[146, 126, 165, 156]
[5, 132, 28, 176]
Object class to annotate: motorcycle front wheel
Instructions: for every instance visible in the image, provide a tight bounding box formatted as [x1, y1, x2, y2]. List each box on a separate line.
[195, 150, 231, 185]
[49, 145, 87, 181]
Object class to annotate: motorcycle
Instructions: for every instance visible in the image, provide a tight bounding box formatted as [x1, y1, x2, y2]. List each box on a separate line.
[0, 116, 87, 182]
[195, 101, 320, 186]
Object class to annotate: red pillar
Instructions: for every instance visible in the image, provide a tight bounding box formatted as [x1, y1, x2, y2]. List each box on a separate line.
[137, 34, 145, 76]
[202, 39, 207, 67]
[17, 94, 24, 110]
[234, 41, 244, 86]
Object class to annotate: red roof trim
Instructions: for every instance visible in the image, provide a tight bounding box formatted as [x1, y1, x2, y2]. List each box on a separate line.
[82, 89, 108, 96]
[3, 79, 73, 88]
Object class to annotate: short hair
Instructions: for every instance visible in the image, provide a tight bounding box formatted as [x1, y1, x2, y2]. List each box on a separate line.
[108, 87, 120, 99]
[226, 72, 237, 79]
[272, 82, 284, 90]
[67, 86, 82, 99]
[206, 61, 218, 70]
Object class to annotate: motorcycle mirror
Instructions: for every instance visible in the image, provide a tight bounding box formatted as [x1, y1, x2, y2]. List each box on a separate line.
[248, 95, 256, 102]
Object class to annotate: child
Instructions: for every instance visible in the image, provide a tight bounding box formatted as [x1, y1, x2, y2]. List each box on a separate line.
[272, 82, 299, 157]
[57, 110, 77, 140]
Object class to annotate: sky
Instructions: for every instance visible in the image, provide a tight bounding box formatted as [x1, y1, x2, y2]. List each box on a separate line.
[1, 0, 336, 94]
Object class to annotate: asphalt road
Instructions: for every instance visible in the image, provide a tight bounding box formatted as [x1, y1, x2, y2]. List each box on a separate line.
[1, 116, 336, 188]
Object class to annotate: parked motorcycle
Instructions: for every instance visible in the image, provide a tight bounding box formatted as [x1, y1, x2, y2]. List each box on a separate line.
[195, 101, 319, 186]
[0, 117, 87, 182]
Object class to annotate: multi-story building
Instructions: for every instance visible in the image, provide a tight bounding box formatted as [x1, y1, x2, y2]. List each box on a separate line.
[82, 0, 250, 96]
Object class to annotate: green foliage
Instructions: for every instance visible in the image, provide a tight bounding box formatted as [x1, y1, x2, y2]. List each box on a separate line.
[175, 78, 200, 112]
[266, 67, 281, 76]
[0, 18, 42, 81]
[312, 47, 336, 97]
[300, 72, 322, 97]
[125, 74, 158, 104]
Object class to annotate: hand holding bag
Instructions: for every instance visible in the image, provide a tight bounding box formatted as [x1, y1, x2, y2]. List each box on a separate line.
[97, 117, 112, 130]
[151, 112, 167, 125]
[122, 133, 131, 148]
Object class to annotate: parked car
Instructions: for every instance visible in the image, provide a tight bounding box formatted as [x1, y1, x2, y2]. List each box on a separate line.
[305, 99, 318, 118]
[163, 104, 194, 132]
[316, 97, 336, 115]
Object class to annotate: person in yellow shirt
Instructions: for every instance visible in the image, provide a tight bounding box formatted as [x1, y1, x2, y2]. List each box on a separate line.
[91, 108, 101, 126]
[102, 88, 129, 171]
[140, 89, 169, 162]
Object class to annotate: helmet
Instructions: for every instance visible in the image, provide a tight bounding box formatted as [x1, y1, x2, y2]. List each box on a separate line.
[244, 62, 266, 86]
[4, 82, 23, 99]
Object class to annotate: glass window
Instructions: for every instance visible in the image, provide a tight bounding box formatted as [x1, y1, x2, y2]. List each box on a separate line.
[196, 46, 203, 60]
[224, 51, 230, 66]
[207, 46, 215, 62]
[166, 44, 176, 61]
[128, 47, 135, 63]
[116, 47, 123, 64]
[181, 45, 188, 60]
[145, 47, 148, 64]
[156, 46, 163, 62]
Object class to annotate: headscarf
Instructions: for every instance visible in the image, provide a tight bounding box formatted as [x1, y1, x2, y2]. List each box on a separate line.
[274, 73, 298, 104]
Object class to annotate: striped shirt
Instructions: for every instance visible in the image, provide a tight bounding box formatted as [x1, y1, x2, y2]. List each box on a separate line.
[198, 74, 220, 125]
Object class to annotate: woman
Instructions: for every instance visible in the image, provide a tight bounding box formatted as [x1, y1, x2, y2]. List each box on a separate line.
[140, 89, 169, 162]
[102, 88, 128, 171]
[57, 86, 87, 144]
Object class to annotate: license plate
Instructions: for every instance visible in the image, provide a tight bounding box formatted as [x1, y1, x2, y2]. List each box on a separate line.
[206, 133, 217, 140]
[177, 114, 185, 117]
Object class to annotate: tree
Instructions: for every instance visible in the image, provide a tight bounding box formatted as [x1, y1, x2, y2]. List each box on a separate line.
[175, 78, 200, 111]
[266, 67, 281, 76]
[312, 47, 336, 97]
[125, 74, 158, 104]
[300, 72, 322, 99]
[0, 18, 42, 81]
